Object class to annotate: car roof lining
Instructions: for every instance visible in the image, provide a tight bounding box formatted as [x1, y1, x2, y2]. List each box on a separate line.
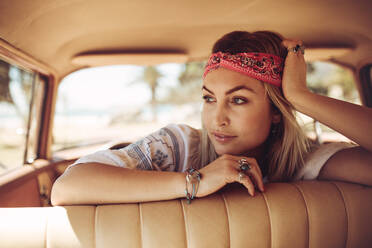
[0, 0, 371, 79]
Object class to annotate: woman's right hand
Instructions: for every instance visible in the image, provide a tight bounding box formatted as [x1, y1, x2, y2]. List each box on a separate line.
[196, 154, 265, 197]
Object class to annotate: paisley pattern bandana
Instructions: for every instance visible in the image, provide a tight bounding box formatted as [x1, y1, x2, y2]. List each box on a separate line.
[203, 52, 284, 87]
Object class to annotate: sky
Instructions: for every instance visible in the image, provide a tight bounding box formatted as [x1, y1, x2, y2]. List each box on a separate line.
[55, 63, 184, 114]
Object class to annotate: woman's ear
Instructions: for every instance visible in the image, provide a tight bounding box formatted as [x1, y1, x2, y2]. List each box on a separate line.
[269, 101, 281, 124]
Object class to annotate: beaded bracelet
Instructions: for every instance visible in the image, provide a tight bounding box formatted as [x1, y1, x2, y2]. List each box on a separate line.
[185, 168, 201, 204]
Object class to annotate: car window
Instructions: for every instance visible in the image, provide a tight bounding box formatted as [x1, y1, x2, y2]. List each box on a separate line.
[52, 62, 204, 156]
[0, 58, 43, 175]
[52, 61, 360, 158]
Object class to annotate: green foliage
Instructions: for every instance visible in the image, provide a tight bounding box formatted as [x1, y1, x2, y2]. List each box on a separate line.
[0, 60, 34, 124]
[160, 61, 205, 104]
[0, 60, 13, 103]
[306, 62, 358, 103]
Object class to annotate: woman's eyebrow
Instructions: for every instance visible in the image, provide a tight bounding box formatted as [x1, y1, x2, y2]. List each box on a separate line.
[202, 85, 256, 95]
[202, 86, 214, 94]
[226, 85, 256, 95]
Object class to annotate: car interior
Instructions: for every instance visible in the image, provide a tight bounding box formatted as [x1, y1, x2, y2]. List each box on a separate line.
[0, 0, 371, 247]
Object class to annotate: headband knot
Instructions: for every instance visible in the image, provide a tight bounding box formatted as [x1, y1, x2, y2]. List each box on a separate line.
[203, 52, 284, 87]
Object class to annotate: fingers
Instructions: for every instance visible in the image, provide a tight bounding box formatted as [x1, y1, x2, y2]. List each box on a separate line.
[237, 172, 256, 196]
[282, 39, 303, 49]
[282, 39, 305, 57]
[244, 158, 265, 192]
[221, 154, 265, 196]
[233, 156, 265, 195]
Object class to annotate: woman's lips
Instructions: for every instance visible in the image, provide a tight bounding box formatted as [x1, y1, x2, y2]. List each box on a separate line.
[212, 132, 237, 143]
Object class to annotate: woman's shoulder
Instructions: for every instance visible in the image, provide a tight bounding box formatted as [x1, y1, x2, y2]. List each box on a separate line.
[162, 123, 201, 137]
[159, 123, 202, 150]
[162, 123, 202, 171]
[294, 141, 358, 180]
[307, 141, 358, 162]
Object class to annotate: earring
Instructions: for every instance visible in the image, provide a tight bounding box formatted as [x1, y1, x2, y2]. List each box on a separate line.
[271, 125, 278, 135]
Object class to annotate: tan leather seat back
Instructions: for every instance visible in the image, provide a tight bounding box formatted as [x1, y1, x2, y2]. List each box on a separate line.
[1, 181, 371, 247]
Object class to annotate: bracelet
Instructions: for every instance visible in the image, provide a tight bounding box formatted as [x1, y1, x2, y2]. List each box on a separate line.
[185, 168, 201, 204]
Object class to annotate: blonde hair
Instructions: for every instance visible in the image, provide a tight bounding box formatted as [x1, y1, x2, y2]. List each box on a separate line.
[262, 83, 311, 181]
[198, 30, 313, 181]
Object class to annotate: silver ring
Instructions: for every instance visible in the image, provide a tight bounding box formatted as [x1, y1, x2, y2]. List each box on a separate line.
[288, 44, 305, 55]
[238, 172, 246, 181]
[239, 158, 251, 172]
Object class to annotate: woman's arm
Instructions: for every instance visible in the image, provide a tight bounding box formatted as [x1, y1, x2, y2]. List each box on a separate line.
[281, 40, 372, 186]
[51, 154, 263, 205]
[289, 91, 372, 152]
[51, 163, 186, 205]
[281, 39, 372, 152]
[318, 146, 372, 186]
[52, 124, 259, 205]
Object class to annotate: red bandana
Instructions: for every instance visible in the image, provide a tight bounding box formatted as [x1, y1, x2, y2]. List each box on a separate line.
[203, 52, 284, 87]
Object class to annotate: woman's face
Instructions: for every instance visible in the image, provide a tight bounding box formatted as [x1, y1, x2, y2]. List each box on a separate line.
[202, 67, 279, 156]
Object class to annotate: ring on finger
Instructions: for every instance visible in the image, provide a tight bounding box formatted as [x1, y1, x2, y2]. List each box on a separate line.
[238, 158, 251, 172]
[238, 171, 246, 182]
[288, 44, 305, 55]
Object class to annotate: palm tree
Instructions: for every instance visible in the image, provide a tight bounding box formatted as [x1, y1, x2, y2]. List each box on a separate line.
[160, 61, 205, 104]
[0, 61, 33, 124]
[0, 60, 12, 104]
[142, 66, 162, 122]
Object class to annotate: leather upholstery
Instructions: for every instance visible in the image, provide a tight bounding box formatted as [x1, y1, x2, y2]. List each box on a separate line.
[1, 181, 371, 248]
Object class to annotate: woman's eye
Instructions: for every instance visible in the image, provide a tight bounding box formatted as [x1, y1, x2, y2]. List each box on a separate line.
[232, 97, 247, 105]
[203, 95, 215, 103]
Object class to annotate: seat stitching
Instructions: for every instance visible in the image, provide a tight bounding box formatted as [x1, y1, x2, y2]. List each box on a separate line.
[221, 193, 231, 247]
[180, 199, 189, 248]
[139, 203, 143, 248]
[93, 206, 97, 248]
[261, 191, 272, 248]
[292, 183, 310, 248]
[330, 182, 349, 248]
[44, 208, 49, 248]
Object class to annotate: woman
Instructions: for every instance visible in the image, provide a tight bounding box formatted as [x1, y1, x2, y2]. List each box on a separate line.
[51, 31, 372, 206]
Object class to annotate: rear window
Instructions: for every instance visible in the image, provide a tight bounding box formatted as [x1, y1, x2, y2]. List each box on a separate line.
[52, 63, 204, 157]
[52, 61, 360, 158]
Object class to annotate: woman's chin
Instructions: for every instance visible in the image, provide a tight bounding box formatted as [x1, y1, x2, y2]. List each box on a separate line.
[214, 145, 243, 156]
[212, 141, 260, 157]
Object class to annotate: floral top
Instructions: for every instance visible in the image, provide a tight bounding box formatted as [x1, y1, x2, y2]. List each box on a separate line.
[67, 124, 357, 183]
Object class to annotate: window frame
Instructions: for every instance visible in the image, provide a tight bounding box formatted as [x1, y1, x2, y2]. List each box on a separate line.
[358, 64, 372, 107]
[0, 40, 55, 170]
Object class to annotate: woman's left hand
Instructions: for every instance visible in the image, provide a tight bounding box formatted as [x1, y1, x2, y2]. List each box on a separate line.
[281, 39, 311, 104]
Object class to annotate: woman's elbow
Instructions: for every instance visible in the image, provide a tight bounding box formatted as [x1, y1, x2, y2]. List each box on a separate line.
[51, 177, 65, 206]
[50, 175, 68, 206]
[51, 169, 78, 206]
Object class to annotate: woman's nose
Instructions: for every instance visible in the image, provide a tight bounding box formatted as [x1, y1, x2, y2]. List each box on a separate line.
[214, 104, 230, 127]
